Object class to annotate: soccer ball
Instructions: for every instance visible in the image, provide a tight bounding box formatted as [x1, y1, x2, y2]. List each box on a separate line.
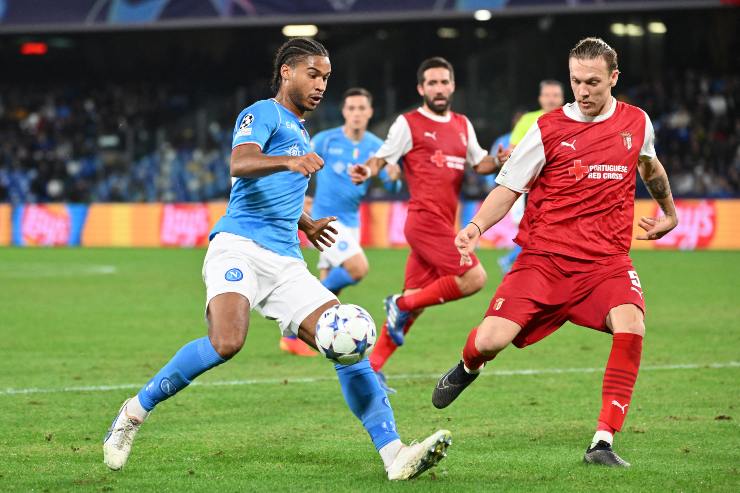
[315, 304, 377, 365]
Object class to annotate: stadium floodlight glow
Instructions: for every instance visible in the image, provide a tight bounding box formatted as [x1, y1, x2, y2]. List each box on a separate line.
[437, 27, 459, 39]
[610, 23, 626, 36]
[648, 22, 667, 34]
[282, 25, 318, 37]
[625, 23, 644, 37]
[473, 9, 492, 21]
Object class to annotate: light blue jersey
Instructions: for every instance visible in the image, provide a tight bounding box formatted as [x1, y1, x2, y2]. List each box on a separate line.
[210, 99, 311, 259]
[311, 127, 389, 228]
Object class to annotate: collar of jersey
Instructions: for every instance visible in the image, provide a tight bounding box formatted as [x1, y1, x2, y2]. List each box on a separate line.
[563, 96, 617, 123]
[270, 98, 306, 122]
[416, 107, 452, 123]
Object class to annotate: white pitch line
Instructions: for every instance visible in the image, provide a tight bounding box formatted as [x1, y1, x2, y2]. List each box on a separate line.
[2, 361, 738, 397]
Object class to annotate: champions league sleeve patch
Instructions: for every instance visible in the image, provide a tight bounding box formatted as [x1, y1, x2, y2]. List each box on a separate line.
[236, 113, 254, 137]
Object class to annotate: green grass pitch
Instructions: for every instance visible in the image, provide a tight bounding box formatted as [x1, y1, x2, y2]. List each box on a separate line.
[0, 247, 738, 492]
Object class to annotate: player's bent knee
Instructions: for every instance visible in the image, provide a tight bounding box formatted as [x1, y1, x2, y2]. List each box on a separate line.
[459, 267, 487, 296]
[209, 331, 245, 359]
[343, 256, 369, 281]
[608, 304, 645, 337]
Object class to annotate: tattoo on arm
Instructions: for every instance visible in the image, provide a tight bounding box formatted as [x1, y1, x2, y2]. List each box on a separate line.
[646, 176, 671, 200]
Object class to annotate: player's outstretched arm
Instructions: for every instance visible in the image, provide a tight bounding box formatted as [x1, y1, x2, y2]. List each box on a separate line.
[230, 144, 324, 178]
[636, 156, 679, 240]
[474, 145, 512, 175]
[349, 157, 387, 184]
[455, 186, 521, 265]
[299, 212, 338, 252]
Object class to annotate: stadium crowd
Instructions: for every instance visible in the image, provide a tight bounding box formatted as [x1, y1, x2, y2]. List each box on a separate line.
[1, 72, 737, 204]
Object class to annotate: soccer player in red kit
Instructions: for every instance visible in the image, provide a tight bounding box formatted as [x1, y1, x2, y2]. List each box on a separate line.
[350, 57, 504, 393]
[432, 38, 679, 467]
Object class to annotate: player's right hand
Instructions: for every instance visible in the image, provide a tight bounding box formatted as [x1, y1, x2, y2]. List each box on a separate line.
[287, 152, 324, 176]
[455, 223, 481, 266]
[348, 164, 371, 184]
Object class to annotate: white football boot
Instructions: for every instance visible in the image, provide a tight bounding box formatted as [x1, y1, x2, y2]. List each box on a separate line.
[103, 398, 148, 470]
[386, 429, 452, 480]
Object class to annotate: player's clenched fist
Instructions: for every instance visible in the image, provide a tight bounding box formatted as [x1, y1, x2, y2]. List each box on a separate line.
[288, 152, 324, 176]
[455, 223, 481, 266]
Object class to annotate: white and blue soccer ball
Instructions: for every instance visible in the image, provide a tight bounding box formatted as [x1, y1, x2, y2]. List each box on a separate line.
[315, 304, 377, 365]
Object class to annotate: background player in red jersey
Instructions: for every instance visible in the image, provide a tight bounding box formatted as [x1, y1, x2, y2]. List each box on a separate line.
[432, 38, 679, 467]
[350, 57, 507, 393]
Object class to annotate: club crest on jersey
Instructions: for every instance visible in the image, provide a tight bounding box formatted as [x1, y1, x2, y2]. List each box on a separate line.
[494, 298, 505, 310]
[459, 132, 467, 147]
[620, 131, 632, 150]
[225, 268, 243, 282]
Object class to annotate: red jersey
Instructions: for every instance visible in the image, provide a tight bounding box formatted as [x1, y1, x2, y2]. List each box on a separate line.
[496, 99, 656, 260]
[375, 107, 488, 226]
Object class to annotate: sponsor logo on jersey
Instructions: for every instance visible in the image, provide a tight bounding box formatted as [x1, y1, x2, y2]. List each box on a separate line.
[569, 161, 629, 181]
[288, 144, 302, 156]
[620, 131, 632, 150]
[560, 139, 576, 151]
[430, 150, 465, 170]
[329, 147, 343, 155]
[225, 268, 244, 282]
[332, 161, 346, 174]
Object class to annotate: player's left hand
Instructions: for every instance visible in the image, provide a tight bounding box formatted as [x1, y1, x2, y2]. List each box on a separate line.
[303, 216, 338, 251]
[384, 163, 402, 181]
[496, 144, 511, 168]
[635, 215, 678, 240]
[348, 164, 371, 184]
[455, 223, 481, 266]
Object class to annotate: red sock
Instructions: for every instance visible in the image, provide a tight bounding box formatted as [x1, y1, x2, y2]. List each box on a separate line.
[462, 327, 495, 371]
[396, 276, 463, 312]
[369, 317, 416, 372]
[597, 333, 643, 433]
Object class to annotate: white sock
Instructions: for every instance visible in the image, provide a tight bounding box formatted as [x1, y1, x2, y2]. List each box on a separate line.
[125, 395, 150, 422]
[590, 430, 613, 449]
[463, 363, 482, 374]
[379, 439, 403, 469]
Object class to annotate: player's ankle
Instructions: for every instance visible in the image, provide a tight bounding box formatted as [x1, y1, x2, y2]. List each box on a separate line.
[125, 395, 150, 422]
[463, 362, 483, 374]
[590, 429, 614, 449]
[379, 439, 404, 469]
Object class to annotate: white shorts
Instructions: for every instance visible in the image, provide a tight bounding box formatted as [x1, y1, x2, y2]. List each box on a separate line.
[317, 221, 364, 270]
[203, 232, 336, 336]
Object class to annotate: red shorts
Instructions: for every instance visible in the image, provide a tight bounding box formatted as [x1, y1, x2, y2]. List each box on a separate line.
[486, 250, 645, 348]
[403, 212, 479, 290]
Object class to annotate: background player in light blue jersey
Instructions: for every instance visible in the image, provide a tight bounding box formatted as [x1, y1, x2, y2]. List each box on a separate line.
[103, 37, 451, 481]
[280, 87, 401, 356]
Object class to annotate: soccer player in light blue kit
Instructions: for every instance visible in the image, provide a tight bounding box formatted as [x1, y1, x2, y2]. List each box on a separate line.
[279, 87, 401, 356]
[102, 38, 451, 481]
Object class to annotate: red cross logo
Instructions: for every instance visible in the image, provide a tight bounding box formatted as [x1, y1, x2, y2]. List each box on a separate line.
[430, 150, 446, 168]
[568, 160, 589, 180]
